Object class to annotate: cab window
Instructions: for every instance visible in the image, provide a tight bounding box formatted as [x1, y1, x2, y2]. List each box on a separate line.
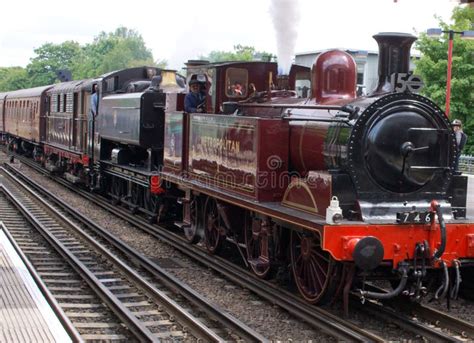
[295, 71, 311, 98]
[226, 68, 248, 98]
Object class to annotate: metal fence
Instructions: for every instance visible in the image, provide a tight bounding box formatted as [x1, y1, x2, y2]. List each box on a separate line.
[459, 155, 474, 174]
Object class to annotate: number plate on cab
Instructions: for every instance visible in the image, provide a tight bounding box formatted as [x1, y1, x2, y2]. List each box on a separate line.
[396, 211, 432, 224]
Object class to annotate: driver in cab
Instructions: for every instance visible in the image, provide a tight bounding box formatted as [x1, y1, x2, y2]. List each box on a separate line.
[185, 79, 206, 113]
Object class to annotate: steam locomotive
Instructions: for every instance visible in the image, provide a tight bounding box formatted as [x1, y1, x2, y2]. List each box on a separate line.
[1, 32, 473, 306]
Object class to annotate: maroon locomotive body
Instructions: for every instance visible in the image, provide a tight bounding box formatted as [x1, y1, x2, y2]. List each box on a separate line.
[160, 33, 474, 306]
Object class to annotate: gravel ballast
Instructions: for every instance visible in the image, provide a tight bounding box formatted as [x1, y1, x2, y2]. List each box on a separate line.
[10, 158, 474, 341]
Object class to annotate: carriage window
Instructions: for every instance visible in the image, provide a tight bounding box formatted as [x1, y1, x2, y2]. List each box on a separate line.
[57, 95, 61, 112]
[63, 94, 67, 112]
[225, 68, 248, 98]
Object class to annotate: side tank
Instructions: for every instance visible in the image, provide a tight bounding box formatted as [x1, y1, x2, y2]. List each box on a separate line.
[99, 90, 166, 148]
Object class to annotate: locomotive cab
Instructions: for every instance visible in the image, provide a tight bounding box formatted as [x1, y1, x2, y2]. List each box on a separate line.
[185, 60, 310, 114]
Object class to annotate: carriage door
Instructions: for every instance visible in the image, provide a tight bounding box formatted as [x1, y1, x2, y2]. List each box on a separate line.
[72, 92, 78, 149]
[84, 91, 92, 156]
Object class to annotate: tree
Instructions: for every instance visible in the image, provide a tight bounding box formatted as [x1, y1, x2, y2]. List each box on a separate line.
[0, 67, 31, 91]
[200, 44, 275, 63]
[74, 27, 157, 79]
[415, 6, 474, 153]
[26, 41, 82, 87]
[0, 27, 165, 90]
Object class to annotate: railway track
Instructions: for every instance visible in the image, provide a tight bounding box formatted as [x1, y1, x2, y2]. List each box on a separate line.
[5, 156, 474, 342]
[0, 199, 137, 342]
[4, 156, 386, 341]
[0, 166, 266, 342]
[354, 284, 474, 341]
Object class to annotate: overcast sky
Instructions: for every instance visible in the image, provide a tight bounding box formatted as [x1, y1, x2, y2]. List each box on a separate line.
[0, 0, 458, 70]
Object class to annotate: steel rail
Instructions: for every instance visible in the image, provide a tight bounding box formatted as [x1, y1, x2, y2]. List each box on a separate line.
[0, 221, 83, 343]
[83, 193, 385, 342]
[1, 167, 227, 343]
[0, 177, 159, 342]
[359, 283, 474, 340]
[351, 299, 462, 342]
[4, 160, 384, 342]
[409, 304, 474, 339]
[2, 164, 266, 343]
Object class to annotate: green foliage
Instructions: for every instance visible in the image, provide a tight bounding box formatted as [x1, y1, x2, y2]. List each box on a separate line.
[415, 6, 474, 153]
[200, 44, 275, 63]
[27, 41, 83, 87]
[0, 67, 31, 92]
[74, 27, 157, 79]
[0, 26, 165, 90]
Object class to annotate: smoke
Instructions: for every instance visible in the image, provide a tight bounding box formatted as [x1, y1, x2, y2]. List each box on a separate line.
[269, 0, 300, 75]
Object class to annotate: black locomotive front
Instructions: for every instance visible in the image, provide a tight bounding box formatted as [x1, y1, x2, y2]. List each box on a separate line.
[322, 33, 459, 222]
[348, 92, 455, 198]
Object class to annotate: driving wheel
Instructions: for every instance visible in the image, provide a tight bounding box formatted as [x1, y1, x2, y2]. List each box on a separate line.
[203, 197, 223, 254]
[184, 196, 203, 244]
[245, 214, 273, 278]
[290, 231, 338, 304]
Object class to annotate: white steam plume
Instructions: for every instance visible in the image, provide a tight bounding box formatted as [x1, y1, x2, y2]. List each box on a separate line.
[269, 0, 300, 75]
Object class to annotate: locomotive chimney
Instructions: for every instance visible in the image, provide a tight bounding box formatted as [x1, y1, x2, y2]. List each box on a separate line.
[276, 74, 289, 90]
[372, 32, 417, 95]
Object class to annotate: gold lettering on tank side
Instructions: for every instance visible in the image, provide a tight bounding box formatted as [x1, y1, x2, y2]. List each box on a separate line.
[189, 118, 258, 184]
[200, 136, 241, 155]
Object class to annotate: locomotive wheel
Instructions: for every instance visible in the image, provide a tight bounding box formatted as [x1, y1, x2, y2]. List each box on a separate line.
[184, 196, 203, 244]
[203, 197, 223, 254]
[290, 231, 337, 304]
[245, 214, 272, 278]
